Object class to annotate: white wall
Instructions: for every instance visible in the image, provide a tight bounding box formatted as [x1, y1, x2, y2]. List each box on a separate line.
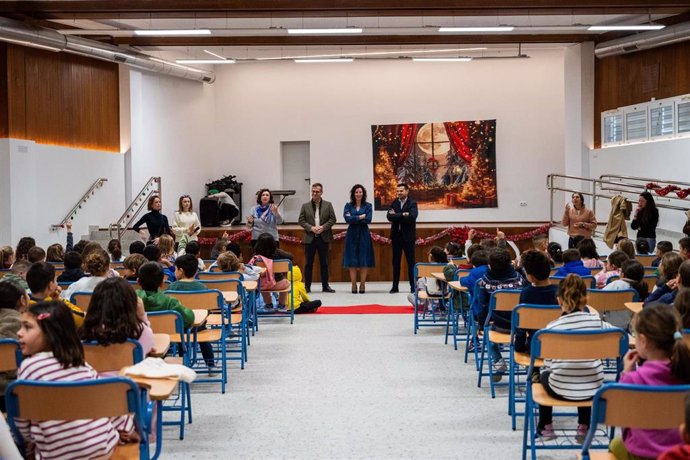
[0, 139, 126, 248]
[211, 50, 567, 222]
[590, 137, 690, 245]
[129, 70, 218, 220]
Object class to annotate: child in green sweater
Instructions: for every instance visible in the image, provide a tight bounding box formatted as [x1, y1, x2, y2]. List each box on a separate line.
[167, 254, 206, 292]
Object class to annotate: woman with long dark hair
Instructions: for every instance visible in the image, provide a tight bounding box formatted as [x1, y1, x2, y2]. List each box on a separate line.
[631, 191, 659, 249]
[132, 195, 171, 244]
[342, 184, 375, 293]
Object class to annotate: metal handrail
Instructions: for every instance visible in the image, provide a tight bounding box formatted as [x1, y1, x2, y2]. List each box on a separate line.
[109, 177, 161, 241]
[50, 178, 108, 230]
[547, 173, 690, 234]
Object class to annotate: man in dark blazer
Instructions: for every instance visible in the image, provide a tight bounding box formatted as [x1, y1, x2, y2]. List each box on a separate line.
[387, 183, 419, 293]
[298, 182, 337, 293]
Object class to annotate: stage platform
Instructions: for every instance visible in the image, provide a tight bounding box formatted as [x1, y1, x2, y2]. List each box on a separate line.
[198, 222, 548, 283]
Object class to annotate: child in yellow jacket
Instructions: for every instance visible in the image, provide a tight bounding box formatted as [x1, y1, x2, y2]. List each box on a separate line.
[287, 266, 321, 314]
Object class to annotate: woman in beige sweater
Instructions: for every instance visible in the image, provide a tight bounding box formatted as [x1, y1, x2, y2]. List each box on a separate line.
[562, 192, 597, 248]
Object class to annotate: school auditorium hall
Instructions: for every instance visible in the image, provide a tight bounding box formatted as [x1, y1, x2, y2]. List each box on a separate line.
[2, 2, 690, 460]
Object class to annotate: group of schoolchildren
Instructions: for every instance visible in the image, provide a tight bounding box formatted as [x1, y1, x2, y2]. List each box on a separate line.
[0, 227, 321, 459]
[417, 231, 690, 460]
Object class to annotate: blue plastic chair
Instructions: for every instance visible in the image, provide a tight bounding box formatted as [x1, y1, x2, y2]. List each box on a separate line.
[444, 269, 472, 350]
[412, 263, 451, 334]
[549, 275, 597, 289]
[477, 289, 522, 398]
[6, 377, 150, 459]
[508, 304, 561, 431]
[521, 328, 628, 460]
[579, 383, 690, 460]
[253, 259, 294, 324]
[147, 310, 191, 439]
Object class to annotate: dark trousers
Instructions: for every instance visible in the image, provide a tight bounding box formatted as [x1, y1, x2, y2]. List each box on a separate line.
[304, 236, 330, 289]
[537, 370, 591, 429]
[219, 203, 239, 223]
[568, 236, 584, 249]
[392, 238, 415, 290]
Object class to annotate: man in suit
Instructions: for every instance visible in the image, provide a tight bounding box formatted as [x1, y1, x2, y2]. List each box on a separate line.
[387, 183, 419, 293]
[298, 183, 337, 293]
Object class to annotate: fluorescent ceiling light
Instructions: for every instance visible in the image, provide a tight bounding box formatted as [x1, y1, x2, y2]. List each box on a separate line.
[413, 57, 472, 62]
[294, 58, 354, 63]
[288, 28, 363, 35]
[176, 59, 236, 64]
[588, 24, 665, 31]
[134, 29, 212, 36]
[438, 26, 514, 33]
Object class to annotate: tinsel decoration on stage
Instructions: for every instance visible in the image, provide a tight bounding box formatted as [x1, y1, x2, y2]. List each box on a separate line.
[198, 224, 551, 248]
[371, 120, 497, 210]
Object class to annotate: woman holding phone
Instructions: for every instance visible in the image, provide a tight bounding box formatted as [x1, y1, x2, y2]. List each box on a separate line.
[173, 194, 202, 241]
[561, 192, 597, 249]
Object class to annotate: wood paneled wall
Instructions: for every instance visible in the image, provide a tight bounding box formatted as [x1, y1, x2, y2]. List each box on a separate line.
[0, 44, 120, 151]
[594, 40, 690, 147]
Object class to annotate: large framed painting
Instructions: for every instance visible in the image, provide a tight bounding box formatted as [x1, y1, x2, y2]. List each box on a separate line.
[372, 120, 497, 210]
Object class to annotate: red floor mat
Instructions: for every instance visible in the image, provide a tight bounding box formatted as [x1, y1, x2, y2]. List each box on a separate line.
[315, 304, 414, 314]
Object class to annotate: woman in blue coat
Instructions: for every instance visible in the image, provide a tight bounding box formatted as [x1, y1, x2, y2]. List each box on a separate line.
[343, 184, 375, 293]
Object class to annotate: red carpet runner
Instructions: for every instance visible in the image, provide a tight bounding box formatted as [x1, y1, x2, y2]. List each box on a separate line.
[316, 304, 414, 314]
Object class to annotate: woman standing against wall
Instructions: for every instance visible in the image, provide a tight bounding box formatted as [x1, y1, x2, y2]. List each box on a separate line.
[631, 191, 659, 250]
[132, 195, 171, 244]
[561, 192, 597, 249]
[247, 188, 283, 246]
[342, 184, 375, 293]
[173, 194, 201, 241]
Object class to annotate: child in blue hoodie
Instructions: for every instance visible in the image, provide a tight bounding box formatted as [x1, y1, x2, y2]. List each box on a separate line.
[554, 248, 591, 277]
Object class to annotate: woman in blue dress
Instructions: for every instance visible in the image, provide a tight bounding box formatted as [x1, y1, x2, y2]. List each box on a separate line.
[343, 184, 375, 293]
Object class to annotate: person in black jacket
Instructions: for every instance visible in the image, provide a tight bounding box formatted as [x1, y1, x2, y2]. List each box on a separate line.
[386, 183, 418, 293]
[631, 191, 659, 250]
[132, 195, 171, 243]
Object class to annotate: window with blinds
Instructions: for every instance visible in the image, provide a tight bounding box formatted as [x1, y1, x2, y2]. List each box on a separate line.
[625, 107, 648, 142]
[650, 102, 674, 139]
[601, 94, 690, 147]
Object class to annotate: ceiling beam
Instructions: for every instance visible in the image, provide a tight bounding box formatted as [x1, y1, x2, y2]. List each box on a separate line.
[112, 34, 592, 47]
[1, 1, 688, 19]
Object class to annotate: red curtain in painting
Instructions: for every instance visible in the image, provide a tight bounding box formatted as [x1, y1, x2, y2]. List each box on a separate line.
[444, 122, 473, 163]
[396, 123, 419, 166]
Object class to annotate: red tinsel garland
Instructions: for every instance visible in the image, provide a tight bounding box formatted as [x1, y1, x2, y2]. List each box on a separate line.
[646, 182, 690, 199]
[198, 224, 552, 247]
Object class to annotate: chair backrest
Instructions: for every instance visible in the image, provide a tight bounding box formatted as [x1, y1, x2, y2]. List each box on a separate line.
[48, 262, 65, 269]
[271, 259, 291, 274]
[489, 289, 522, 313]
[606, 275, 620, 284]
[165, 290, 225, 312]
[200, 279, 244, 293]
[70, 292, 93, 312]
[197, 271, 242, 281]
[5, 377, 147, 457]
[414, 263, 447, 279]
[83, 340, 144, 374]
[586, 289, 638, 313]
[53, 267, 65, 279]
[209, 265, 223, 272]
[581, 383, 690, 459]
[511, 304, 561, 333]
[0, 338, 22, 373]
[148, 310, 185, 343]
[683, 329, 690, 349]
[643, 266, 657, 276]
[549, 275, 596, 288]
[531, 328, 629, 361]
[635, 254, 657, 266]
[449, 256, 466, 265]
[57, 281, 73, 288]
[642, 275, 658, 292]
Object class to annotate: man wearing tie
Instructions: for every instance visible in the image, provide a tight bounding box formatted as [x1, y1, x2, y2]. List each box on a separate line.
[387, 183, 418, 293]
[298, 183, 337, 293]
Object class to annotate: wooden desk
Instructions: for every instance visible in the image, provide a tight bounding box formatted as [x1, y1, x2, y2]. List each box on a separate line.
[192, 309, 209, 327]
[625, 302, 643, 314]
[223, 291, 239, 303]
[446, 281, 468, 292]
[124, 374, 179, 400]
[242, 280, 258, 291]
[148, 334, 171, 358]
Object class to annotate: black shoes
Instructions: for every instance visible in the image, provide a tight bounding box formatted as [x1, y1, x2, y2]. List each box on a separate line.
[389, 287, 399, 294]
[323, 286, 336, 293]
